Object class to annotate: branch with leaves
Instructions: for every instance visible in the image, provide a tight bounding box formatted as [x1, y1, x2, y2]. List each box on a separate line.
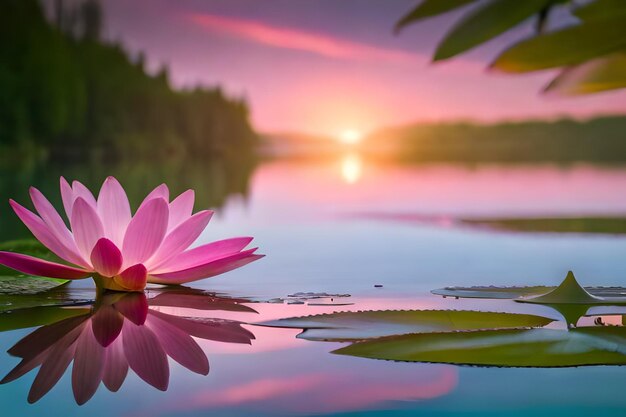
[396, 0, 626, 95]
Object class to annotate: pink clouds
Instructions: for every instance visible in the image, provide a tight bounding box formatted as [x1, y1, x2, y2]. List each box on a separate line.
[186, 13, 423, 65]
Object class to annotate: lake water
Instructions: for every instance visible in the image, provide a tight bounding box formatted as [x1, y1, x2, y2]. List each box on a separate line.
[2, 154, 626, 416]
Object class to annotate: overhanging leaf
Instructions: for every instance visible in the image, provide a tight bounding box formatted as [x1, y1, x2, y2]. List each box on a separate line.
[434, 0, 554, 61]
[334, 326, 626, 367]
[545, 52, 626, 95]
[395, 0, 477, 33]
[574, 0, 626, 21]
[491, 17, 626, 72]
[258, 310, 553, 341]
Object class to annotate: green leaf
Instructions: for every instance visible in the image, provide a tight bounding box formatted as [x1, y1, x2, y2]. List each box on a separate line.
[0, 305, 90, 332]
[335, 326, 626, 367]
[0, 275, 69, 296]
[491, 17, 626, 73]
[432, 285, 626, 300]
[574, 0, 626, 21]
[395, 0, 477, 32]
[545, 52, 626, 95]
[519, 271, 626, 305]
[258, 310, 554, 341]
[432, 285, 556, 299]
[433, 0, 554, 61]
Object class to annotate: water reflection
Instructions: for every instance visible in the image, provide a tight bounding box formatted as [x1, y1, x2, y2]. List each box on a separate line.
[0, 154, 257, 240]
[340, 153, 363, 184]
[0, 290, 256, 404]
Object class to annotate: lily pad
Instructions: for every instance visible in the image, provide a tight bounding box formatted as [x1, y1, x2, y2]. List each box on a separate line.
[258, 310, 554, 341]
[334, 326, 626, 367]
[432, 285, 555, 299]
[518, 271, 626, 305]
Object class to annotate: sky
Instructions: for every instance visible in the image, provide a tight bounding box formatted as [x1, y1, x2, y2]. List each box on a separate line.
[87, 0, 626, 137]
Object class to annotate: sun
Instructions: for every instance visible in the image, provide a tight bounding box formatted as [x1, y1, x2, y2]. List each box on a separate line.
[338, 129, 363, 145]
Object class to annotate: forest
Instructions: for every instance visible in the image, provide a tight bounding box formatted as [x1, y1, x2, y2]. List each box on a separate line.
[0, 0, 258, 160]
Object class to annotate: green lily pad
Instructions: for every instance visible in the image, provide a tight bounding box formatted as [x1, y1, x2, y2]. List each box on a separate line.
[432, 285, 555, 299]
[432, 280, 626, 301]
[334, 326, 626, 367]
[258, 310, 554, 341]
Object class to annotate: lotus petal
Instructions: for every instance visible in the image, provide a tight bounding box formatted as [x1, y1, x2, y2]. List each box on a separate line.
[91, 304, 124, 347]
[146, 314, 210, 375]
[72, 181, 97, 209]
[71, 197, 105, 261]
[122, 320, 169, 391]
[114, 293, 149, 325]
[97, 177, 131, 247]
[0, 252, 91, 279]
[90, 238, 123, 277]
[151, 237, 254, 274]
[114, 264, 148, 292]
[28, 321, 86, 403]
[168, 189, 195, 231]
[151, 310, 255, 344]
[122, 198, 168, 267]
[147, 210, 213, 269]
[102, 336, 128, 392]
[149, 249, 262, 284]
[139, 184, 169, 210]
[10, 199, 86, 266]
[72, 323, 105, 404]
[29, 187, 79, 257]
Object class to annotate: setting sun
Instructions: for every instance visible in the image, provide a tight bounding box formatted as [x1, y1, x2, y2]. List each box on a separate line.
[339, 129, 363, 145]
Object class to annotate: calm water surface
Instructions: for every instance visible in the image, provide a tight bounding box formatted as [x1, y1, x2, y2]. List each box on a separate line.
[2, 155, 626, 416]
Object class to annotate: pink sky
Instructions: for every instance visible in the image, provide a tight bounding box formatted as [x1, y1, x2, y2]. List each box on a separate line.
[96, 0, 626, 137]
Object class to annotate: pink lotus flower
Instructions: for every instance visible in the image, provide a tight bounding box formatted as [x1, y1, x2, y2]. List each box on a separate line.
[0, 177, 263, 291]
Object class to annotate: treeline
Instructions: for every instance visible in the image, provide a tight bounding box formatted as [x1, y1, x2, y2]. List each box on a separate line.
[0, 0, 257, 159]
[368, 116, 626, 163]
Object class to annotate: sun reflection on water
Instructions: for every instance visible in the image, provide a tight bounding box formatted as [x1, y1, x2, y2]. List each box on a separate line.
[341, 153, 363, 184]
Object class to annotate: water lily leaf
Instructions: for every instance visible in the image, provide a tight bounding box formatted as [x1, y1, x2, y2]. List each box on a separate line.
[258, 310, 553, 341]
[432, 285, 555, 299]
[395, 0, 477, 32]
[434, 0, 556, 61]
[433, 283, 626, 300]
[519, 271, 626, 305]
[0, 306, 90, 332]
[334, 326, 626, 367]
[574, 0, 626, 21]
[545, 52, 626, 95]
[491, 17, 626, 73]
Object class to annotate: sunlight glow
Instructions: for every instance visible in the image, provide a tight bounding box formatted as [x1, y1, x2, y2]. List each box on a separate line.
[341, 153, 363, 184]
[339, 129, 363, 145]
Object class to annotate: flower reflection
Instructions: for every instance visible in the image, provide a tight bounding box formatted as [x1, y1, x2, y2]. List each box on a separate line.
[340, 153, 363, 184]
[0, 290, 256, 404]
